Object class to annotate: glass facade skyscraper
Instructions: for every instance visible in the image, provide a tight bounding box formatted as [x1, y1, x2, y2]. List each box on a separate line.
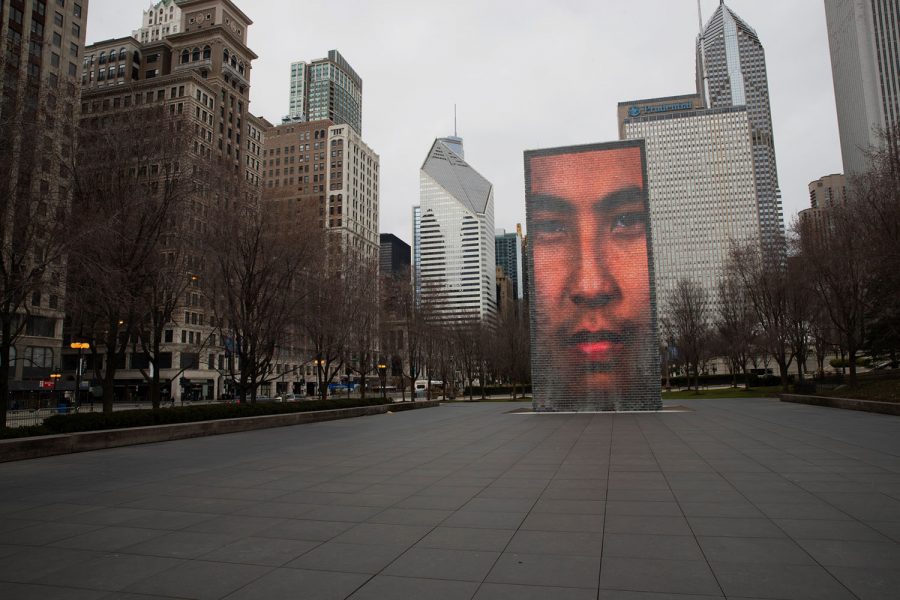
[417, 139, 497, 324]
[825, 0, 900, 175]
[623, 105, 763, 320]
[285, 50, 363, 134]
[495, 229, 524, 301]
[698, 2, 784, 262]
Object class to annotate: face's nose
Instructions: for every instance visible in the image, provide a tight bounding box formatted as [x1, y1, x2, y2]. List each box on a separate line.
[569, 226, 621, 308]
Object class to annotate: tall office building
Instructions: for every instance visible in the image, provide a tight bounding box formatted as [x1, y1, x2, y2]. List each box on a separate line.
[621, 97, 763, 319]
[825, 0, 900, 176]
[379, 234, 411, 280]
[495, 228, 524, 300]
[78, 0, 267, 400]
[133, 0, 182, 44]
[285, 50, 362, 134]
[262, 119, 380, 260]
[1, 0, 89, 400]
[799, 173, 849, 248]
[698, 1, 784, 261]
[417, 138, 497, 324]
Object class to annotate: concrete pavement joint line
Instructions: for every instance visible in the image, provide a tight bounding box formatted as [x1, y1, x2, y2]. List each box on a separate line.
[689, 402, 898, 535]
[316, 403, 551, 599]
[596, 412, 615, 600]
[701, 399, 900, 460]
[653, 405, 866, 600]
[635, 413, 728, 599]
[468, 415, 589, 598]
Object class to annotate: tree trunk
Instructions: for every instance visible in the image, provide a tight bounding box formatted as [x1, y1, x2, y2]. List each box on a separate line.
[778, 359, 790, 392]
[102, 352, 117, 414]
[848, 348, 858, 387]
[0, 319, 11, 431]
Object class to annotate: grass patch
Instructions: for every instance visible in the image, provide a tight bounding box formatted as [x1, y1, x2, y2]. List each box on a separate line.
[809, 372, 900, 403]
[662, 386, 782, 400]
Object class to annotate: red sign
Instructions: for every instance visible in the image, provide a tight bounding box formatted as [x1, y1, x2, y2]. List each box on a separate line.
[40, 380, 55, 389]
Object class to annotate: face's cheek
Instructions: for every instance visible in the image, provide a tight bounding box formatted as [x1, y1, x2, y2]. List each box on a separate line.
[533, 242, 573, 329]
[613, 236, 651, 323]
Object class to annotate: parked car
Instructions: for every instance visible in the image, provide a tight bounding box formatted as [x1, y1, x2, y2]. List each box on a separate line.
[276, 393, 301, 402]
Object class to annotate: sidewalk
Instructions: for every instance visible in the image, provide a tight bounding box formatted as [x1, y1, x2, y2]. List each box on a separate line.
[0, 398, 898, 599]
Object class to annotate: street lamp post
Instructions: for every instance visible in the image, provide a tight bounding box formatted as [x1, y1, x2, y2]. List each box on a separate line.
[377, 362, 387, 402]
[49, 372, 62, 409]
[70, 342, 90, 411]
[313, 358, 325, 400]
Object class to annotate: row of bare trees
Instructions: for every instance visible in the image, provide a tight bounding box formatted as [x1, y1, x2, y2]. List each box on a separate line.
[379, 272, 531, 401]
[663, 129, 900, 392]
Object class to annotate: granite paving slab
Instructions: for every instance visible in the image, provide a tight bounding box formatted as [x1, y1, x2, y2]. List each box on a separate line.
[2, 398, 899, 599]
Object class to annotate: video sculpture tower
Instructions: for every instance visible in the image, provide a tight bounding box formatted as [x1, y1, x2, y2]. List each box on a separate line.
[524, 141, 662, 411]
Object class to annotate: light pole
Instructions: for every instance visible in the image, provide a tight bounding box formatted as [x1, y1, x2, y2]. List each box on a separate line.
[49, 372, 62, 409]
[70, 342, 90, 410]
[377, 362, 387, 402]
[313, 358, 325, 400]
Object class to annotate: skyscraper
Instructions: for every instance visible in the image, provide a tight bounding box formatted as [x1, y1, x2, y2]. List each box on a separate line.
[825, 0, 900, 176]
[261, 119, 380, 260]
[621, 98, 762, 319]
[78, 0, 267, 401]
[698, 1, 784, 261]
[285, 50, 362, 134]
[495, 228, 524, 301]
[1, 0, 89, 402]
[379, 234, 411, 280]
[417, 138, 497, 324]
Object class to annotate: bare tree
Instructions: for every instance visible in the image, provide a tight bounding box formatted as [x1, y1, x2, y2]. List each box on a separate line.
[730, 244, 795, 391]
[345, 255, 380, 401]
[0, 114, 70, 428]
[67, 107, 190, 413]
[204, 182, 314, 403]
[664, 278, 712, 392]
[715, 269, 756, 389]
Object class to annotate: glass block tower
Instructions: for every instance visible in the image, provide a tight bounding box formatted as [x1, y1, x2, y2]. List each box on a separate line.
[825, 0, 900, 175]
[698, 1, 784, 263]
[285, 50, 362, 135]
[417, 138, 498, 324]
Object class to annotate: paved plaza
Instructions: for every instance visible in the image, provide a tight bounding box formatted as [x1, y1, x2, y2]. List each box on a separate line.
[1, 399, 899, 599]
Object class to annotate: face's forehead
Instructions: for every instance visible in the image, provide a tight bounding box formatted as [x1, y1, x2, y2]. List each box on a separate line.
[529, 146, 644, 204]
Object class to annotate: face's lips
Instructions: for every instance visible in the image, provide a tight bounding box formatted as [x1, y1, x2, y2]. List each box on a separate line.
[567, 330, 624, 358]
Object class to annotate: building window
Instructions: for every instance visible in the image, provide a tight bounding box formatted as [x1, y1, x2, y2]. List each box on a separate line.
[73, 3, 82, 18]
[54, 11, 64, 26]
[27, 347, 54, 368]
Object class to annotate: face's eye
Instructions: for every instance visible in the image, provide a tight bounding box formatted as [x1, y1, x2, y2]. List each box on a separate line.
[612, 212, 647, 234]
[531, 218, 569, 240]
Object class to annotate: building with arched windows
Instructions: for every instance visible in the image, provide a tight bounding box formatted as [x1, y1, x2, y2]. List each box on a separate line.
[74, 0, 268, 402]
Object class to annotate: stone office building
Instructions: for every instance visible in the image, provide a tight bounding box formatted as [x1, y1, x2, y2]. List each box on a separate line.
[1, 0, 89, 400]
[74, 0, 266, 401]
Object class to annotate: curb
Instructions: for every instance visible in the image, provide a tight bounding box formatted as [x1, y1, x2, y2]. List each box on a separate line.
[779, 394, 900, 416]
[0, 400, 440, 463]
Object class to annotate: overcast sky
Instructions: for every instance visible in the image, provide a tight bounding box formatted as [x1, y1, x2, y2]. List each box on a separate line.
[86, 0, 842, 245]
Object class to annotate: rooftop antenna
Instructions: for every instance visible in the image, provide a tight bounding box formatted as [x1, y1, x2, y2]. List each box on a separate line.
[454, 104, 458, 137]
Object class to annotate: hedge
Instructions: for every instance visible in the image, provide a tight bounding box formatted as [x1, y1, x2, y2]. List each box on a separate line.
[33, 397, 388, 436]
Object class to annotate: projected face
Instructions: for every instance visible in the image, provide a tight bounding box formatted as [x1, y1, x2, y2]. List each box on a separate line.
[525, 142, 659, 411]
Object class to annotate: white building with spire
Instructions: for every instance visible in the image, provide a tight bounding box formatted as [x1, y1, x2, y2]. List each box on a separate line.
[415, 138, 497, 325]
[133, 0, 182, 44]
